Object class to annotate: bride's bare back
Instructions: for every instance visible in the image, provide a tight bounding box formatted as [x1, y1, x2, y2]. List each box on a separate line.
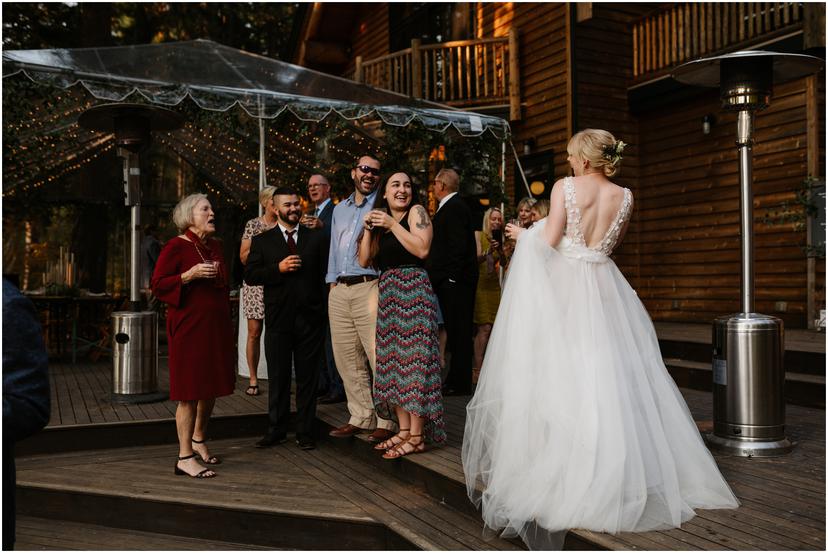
[545, 174, 633, 254]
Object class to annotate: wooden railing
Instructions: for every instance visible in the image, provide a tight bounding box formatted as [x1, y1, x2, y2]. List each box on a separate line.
[633, 2, 805, 79]
[353, 29, 521, 120]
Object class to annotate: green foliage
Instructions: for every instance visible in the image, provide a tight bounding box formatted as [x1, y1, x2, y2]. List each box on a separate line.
[381, 122, 506, 208]
[3, 3, 300, 59]
[762, 176, 825, 259]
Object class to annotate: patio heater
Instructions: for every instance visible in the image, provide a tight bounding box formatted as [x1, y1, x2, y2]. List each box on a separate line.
[673, 51, 823, 456]
[78, 103, 183, 404]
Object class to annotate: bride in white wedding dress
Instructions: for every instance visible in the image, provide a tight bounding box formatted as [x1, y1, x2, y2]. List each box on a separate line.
[462, 129, 738, 550]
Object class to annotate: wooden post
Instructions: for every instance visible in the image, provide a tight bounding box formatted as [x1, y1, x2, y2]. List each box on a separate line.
[509, 27, 521, 121]
[806, 75, 819, 328]
[411, 39, 422, 98]
[633, 24, 639, 77]
[804, 2, 827, 51]
[354, 56, 363, 83]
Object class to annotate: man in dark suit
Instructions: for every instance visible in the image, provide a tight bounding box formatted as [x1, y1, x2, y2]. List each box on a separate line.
[428, 168, 479, 395]
[3, 279, 50, 549]
[245, 187, 329, 450]
[302, 174, 344, 404]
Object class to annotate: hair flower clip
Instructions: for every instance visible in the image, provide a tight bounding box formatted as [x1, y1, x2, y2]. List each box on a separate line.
[602, 140, 626, 165]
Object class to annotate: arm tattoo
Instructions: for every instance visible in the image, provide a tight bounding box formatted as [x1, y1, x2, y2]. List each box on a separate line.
[414, 205, 431, 230]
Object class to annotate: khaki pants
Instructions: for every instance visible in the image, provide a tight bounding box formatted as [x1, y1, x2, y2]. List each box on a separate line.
[328, 280, 394, 430]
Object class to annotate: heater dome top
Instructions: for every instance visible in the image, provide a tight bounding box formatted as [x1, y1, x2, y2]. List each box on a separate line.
[672, 50, 823, 88]
[77, 103, 184, 133]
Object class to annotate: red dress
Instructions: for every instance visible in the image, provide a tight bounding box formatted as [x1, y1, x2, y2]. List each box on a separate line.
[151, 236, 235, 401]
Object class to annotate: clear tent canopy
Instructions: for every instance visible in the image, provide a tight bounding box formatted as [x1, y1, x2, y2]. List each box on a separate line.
[2, 39, 511, 205]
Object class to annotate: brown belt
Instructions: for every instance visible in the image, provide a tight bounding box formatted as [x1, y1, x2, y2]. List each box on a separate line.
[337, 275, 378, 286]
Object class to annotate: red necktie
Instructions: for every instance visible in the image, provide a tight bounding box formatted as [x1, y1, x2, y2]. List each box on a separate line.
[286, 230, 297, 255]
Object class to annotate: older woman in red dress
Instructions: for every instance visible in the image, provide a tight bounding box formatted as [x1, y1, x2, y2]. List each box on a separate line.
[152, 193, 235, 478]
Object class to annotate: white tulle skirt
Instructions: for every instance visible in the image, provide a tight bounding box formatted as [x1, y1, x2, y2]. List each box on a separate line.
[462, 222, 738, 550]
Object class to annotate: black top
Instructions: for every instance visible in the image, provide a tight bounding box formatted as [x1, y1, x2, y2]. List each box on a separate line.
[375, 212, 423, 270]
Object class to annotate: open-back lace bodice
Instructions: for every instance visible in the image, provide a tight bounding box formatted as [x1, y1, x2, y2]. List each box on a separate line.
[563, 176, 633, 256]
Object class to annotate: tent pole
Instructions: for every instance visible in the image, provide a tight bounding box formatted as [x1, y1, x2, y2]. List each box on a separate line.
[509, 140, 532, 199]
[500, 139, 506, 287]
[258, 99, 267, 217]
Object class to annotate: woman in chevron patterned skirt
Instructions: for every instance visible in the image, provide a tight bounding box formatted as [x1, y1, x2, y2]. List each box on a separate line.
[358, 171, 446, 459]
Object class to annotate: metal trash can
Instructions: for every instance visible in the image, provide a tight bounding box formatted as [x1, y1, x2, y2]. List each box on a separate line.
[708, 314, 792, 456]
[111, 311, 166, 404]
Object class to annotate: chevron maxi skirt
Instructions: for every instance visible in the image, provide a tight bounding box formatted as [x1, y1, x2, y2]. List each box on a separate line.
[372, 265, 447, 444]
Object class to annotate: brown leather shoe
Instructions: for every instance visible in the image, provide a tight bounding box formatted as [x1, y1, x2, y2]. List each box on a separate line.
[328, 424, 363, 438]
[367, 428, 395, 444]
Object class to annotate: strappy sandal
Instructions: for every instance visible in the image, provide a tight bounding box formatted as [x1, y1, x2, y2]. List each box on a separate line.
[373, 428, 410, 451]
[245, 385, 259, 396]
[191, 437, 221, 465]
[382, 433, 427, 460]
[174, 453, 216, 478]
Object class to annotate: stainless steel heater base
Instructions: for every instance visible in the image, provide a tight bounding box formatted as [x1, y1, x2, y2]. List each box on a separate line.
[704, 433, 794, 457]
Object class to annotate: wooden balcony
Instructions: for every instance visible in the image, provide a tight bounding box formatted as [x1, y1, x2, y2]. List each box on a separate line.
[352, 29, 521, 120]
[633, 2, 807, 83]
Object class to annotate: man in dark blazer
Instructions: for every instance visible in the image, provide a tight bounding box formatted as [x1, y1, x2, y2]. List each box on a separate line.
[428, 168, 479, 395]
[3, 278, 50, 550]
[302, 174, 344, 404]
[245, 187, 329, 450]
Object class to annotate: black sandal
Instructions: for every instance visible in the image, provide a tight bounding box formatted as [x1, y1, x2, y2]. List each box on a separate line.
[373, 428, 410, 451]
[191, 437, 221, 464]
[174, 453, 216, 478]
[245, 385, 259, 396]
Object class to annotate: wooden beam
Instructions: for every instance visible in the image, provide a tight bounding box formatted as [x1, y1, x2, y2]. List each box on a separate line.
[411, 39, 422, 98]
[296, 2, 324, 67]
[354, 56, 363, 83]
[509, 27, 521, 121]
[576, 2, 593, 23]
[806, 75, 819, 329]
[803, 2, 826, 50]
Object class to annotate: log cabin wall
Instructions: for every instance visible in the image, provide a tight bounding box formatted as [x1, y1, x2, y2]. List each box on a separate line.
[475, 1, 572, 199]
[572, 4, 647, 287]
[635, 78, 815, 328]
[298, 2, 824, 329]
[345, 5, 390, 75]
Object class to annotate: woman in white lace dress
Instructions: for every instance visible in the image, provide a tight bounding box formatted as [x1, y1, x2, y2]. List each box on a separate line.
[239, 186, 277, 395]
[462, 129, 738, 550]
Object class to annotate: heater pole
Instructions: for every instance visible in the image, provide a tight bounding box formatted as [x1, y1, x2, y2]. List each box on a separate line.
[736, 109, 755, 314]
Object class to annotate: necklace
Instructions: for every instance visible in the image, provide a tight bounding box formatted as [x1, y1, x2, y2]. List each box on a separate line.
[261, 215, 277, 230]
[185, 229, 210, 262]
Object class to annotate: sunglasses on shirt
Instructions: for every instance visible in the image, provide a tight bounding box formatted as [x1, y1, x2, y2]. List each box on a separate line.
[355, 165, 381, 176]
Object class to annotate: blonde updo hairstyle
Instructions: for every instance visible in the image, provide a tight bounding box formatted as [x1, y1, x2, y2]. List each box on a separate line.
[258, 185, 276, 209]
[172, 193, 208, 232]
[567, 128, 622, 178]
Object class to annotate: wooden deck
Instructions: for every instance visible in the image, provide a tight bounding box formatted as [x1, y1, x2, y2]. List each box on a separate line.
[24, 358, 826, 550]
[44, 360, 268, 428]
[317, 389, 825, 551]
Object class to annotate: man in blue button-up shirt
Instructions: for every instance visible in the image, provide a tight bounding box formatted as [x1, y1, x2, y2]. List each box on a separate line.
[326, 155, 395, 443]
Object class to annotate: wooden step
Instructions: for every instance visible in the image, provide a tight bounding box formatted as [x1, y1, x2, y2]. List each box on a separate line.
[15, 439, 410, 551]
[14, 515, 275, 551]
[654, 321, 826, 377]
[14, 436, 522, 550]
[664, 358, 826, 408]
